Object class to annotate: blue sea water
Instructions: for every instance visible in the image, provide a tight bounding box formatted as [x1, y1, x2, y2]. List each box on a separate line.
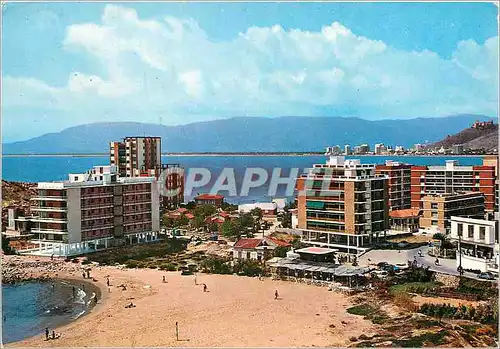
[2, 155, 483, 204]
[2, 280, 96, 344]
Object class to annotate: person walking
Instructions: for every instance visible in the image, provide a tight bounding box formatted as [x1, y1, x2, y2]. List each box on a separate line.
[203, 284, 207, 292]
[162, 275, 166, 283]
[106, 277, 110, 287]
[45, 327, 50, 340]
[435, 258, 440, 266]
[82, 272, 86, 279]
[274, 290, 279, 300]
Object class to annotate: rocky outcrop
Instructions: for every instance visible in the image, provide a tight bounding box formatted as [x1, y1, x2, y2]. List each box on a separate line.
[2, 180, 37, 231]
[1, 256, 80, 284]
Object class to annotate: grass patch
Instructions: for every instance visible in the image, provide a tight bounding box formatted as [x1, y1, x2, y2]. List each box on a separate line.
[393, 330, 448, 347]
[347, 304, 376, 316]
[390, 282, 441, 295]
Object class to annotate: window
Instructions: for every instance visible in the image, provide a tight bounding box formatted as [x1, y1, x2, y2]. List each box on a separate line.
[431, 220, 438, 226]
[457, 223, 463, 237]
[468, 225, 474, 238]
[431, 203, 438, 210]
[479, 226, 486, 240]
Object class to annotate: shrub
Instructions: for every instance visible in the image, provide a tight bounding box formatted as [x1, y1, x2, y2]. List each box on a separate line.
[233, 260, 264, 277]
[200, 257, 232, 274]
[125, 260, 139, 268]
[81, 259, 92, 265]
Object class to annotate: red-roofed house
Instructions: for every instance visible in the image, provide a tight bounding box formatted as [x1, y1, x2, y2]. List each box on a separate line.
[194, 194, 225, 207]
[389, 208, 421, 233]
[232, 237, 291, 261]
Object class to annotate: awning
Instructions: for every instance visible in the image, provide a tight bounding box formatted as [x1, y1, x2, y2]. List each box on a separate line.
[306, 201, 325, 209]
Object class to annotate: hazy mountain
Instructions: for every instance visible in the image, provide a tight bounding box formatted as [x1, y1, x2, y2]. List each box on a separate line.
[3, 114, 494, 154]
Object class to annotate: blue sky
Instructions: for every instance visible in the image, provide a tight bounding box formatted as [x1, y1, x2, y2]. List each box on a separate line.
[2, 2, 498, 142]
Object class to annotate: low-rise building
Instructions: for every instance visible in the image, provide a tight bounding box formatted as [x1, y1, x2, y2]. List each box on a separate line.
[238, 202, 278, 216]
[450, 216, 499, 274]
[389, 208, 421, 233]
[419, 192, 485, 234]
[194, 194, 225, 207]
[232, 237, 291, 261]
[453, 144, 464, 155]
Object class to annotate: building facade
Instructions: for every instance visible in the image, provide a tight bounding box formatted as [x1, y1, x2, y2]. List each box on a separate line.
[296, 153, 389, 255]
[194, 194, 225, 207]
[23, 166, 160, 256]
[419, 192, 485, 234]
[410, 160, 496, 213]
[375, 161, 412, 211]
[161, 163, 185, 209]
[450, 216, 499, 274]
[110, 136, 162, 177]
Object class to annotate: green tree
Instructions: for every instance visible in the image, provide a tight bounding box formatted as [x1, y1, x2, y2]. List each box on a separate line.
[274, 246, 289, 258]
[221, 220, 236, 237]
[2, 237, 15, 255]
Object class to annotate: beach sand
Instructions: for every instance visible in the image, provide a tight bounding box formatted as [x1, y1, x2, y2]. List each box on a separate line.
[8, 263, 376, 347]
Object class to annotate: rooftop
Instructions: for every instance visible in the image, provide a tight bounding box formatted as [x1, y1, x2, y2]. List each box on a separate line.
[390, 208, 421, 218]
[195, 194, 224, 200]
[295, 247, 337, 255]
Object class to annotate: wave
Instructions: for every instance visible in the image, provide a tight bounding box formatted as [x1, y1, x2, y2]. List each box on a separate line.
[72, 309, 86, 320]
[86, 292, 96, 307]
[74, 289, 87, 305]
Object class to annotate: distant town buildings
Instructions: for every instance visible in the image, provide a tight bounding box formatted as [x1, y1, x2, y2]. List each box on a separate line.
[453, 144, 464, 155]
[374, 143, 387, 155]
[295, 151, 389, 255]
[471, 120, 495, 130]
[414, 144, 424, 152]
[344, 145, 352, 155]
[238, 202, 278, 216]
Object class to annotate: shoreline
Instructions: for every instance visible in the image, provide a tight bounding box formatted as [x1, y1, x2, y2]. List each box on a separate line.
[2, 153, 492, 158]
[5, 258, 374, 347]
[2, 255, 108, 345]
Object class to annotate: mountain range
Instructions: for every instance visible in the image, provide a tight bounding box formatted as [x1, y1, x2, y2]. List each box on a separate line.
[426, 121, 498, 152]
[2, 114, 495, 154]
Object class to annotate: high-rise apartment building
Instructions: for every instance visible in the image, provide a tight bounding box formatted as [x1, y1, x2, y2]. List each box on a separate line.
[110, 137, 162, 177]
[410, 160, 496, 213]
[482, 155, 499, 217]
[375, 161, 412, 211]
[296, 152, 389, 255]
[161, 164, 185, 209]
[26, 165, 160, 256]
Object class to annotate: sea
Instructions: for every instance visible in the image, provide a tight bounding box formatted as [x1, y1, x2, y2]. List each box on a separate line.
[2, 154, 483, 204]
[2, 280, 98, 344]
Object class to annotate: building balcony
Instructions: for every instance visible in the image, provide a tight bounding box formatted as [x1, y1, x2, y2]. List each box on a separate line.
[30, 217, 67, 223]
[124, 210, 153, 216]
[81, 193, 114, 199]
[81, 204, 114, 210]
[124, 200, 153, 206]
[31, 196, 67, 201]
[81, 224, 114, 232]
[306, 217, 345, 224]
[31, 228, 68, 235]
[31, 207, 67, 212]
[82, 214, 115, 221]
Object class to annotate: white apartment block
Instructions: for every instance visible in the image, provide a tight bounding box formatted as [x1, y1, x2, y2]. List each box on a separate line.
[19, 165, 160, 257]
[450, 216, 499, 274]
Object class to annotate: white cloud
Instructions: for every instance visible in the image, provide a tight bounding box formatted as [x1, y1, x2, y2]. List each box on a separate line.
[3, 4, 498, 138]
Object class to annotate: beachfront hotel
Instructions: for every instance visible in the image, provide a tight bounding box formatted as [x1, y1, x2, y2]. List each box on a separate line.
[419, 191, 485, 234]
[295, 149, 390, 255]
[410, 160, 496, 214]
[14, 165, 160, 256]
[375, 160, 412, 211]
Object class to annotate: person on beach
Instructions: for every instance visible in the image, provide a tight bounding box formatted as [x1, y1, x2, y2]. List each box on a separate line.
[82, 272, 86, 279]
[274, 290, 279, 300]
[162, 275, 166, 283]
[52, 330, 56, 339]
[51, 254, 54, 260]
[45, 327, 50, 340]
[82, 284, 86, 292]
[203, 284, 207, 292]
[86, 270, 91, 279]
[94, 296, 98, 305]
[194, 275, 197, 285]
[107, 277, 110, 287]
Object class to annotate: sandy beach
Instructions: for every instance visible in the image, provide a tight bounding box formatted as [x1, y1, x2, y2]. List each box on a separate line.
[6, 257, 375, 347]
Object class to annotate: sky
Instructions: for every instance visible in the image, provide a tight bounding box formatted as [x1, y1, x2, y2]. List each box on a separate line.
[2, 2, 499, 142]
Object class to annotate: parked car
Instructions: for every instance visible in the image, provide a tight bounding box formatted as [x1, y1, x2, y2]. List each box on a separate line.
[478, 272, 496, 280]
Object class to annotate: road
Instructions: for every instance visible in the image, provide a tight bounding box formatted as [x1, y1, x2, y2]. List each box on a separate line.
[359, 246, 498, 282]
